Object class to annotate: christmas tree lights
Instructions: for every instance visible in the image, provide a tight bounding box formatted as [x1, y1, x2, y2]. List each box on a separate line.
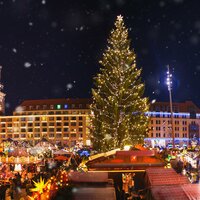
[91, 15, 149, 152]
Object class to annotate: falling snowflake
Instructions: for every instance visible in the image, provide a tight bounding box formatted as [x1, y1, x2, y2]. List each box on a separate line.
[151, 99, 156, 104]
[174, 0, 184, 3]
[159, 1, 165, 7]
[12, 48, 17, 53]
[66, 83, 73, 90]
[5, 103, 10, 108]
[29, 22, 33, 26]
[194, 21, 200, 30]
[79, 26, 84, 31]
[41, 0, 46, 5]
[196, 66, 200, 71]
[190, 35, 199, 45]
[75, 26, 85, 31]
[24, 62, 31, 68]
[51, 21, 57, 28]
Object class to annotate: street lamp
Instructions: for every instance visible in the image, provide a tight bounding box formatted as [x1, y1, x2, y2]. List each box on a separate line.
[166, 65, 175, 149]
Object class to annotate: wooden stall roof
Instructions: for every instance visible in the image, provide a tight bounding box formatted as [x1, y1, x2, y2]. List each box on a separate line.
[145, 168, 190, 187]
[116, 150, 155, 157]
[151, 184, 200, 200]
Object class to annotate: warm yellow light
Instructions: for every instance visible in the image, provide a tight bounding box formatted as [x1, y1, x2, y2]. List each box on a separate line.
[124, 145, 132, 151]
[30, 176, 49, 194]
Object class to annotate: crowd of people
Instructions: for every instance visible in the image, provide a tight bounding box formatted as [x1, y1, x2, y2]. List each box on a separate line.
[0, 159, 70, 200]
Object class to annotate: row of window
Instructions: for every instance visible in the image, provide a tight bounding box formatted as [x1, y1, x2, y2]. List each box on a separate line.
[148, 114, 188, 118]
[151, 120, 188, 125]
[152, 133, 188, 138]
[22, 103, 90, 111]
[14, 110, 89, 116]
[0, 127, 83, 133]
[1, 116, 84, 122]
[0, 133, 83, 139]
[150, 127, 188, 131]
[150, 105, 179, 112]
[0, 121, 83, 127]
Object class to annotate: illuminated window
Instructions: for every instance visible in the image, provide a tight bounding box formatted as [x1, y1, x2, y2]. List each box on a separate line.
[64, 104, 68, 109]
[42, 105, 46, 109]
[50, 105, 54, 109]
[42, 116, 47, 121]
[57, 104, 61, 109]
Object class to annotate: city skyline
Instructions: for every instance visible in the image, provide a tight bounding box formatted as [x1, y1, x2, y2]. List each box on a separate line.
[0, 0, 200, 114]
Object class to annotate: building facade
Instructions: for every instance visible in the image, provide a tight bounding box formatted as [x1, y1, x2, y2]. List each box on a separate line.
[0, 99, 92, 147]
[0, 98, 200, 148]
[145, 101, 200, 148]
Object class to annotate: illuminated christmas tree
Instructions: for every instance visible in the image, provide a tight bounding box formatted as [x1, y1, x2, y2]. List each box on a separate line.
[91, 15, 149, 152]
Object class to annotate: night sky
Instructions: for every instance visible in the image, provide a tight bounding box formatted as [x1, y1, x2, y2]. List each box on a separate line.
[0, 0, 200, 114]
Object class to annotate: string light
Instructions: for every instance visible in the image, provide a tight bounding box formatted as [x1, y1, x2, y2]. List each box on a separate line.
[91, 15, 149, 151]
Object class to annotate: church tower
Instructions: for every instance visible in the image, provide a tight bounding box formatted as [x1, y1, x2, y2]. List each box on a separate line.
[0, 66, 5, 115]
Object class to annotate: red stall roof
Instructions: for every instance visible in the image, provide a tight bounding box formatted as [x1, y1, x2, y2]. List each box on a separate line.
[145, 168, 189, 187]
[151, 184, 200, 200]
[116, 150, 155, 157]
